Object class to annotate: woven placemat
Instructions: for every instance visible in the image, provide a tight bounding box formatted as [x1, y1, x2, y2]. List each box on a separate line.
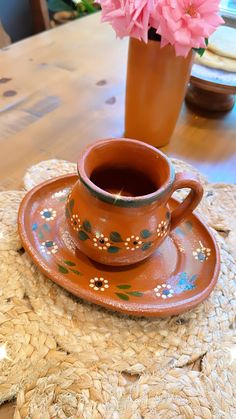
[0, 158, 235, 418]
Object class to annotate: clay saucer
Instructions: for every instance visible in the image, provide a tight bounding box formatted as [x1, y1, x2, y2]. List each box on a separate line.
[18, 175, 220, 317]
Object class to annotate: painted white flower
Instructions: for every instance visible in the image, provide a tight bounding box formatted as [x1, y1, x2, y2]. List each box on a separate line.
[154, 283, 174, 299]
[41, 240, 58, 255]
[157, 220, 168, 237]
[193, 241, 211, 261]
[52, 189, 69, 199]
[40, 208, 56, 221]
[93, 233, 111, 250]
[124, 235, 142, 251]
[89, 277, 109, 291]
[70, 214, 81, 231]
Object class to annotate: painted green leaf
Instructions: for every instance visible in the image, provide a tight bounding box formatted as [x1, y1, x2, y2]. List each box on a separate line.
[166, 211, 171, 221]
[140, 229, 151, 239]
[115, 293, 129, 301]
[117, 284, 131, 290]
[38, 231, 44, 240]
[43, 224, 50, 232]
[58, 265, 69, 274]
[70, 269, 82, 276]
[141, 242, 152, 251]
[69, 199, 75, 212]
[107, 246, 120, 253]
[65, 207, 70, 219]
[78, 230, 89, 241]
[110, 232, 123, 242]
[127, 291, 143, 297]
[83, 220, 92, 233]
[185, 221, 193, 231]
[64, 260, 76, 266]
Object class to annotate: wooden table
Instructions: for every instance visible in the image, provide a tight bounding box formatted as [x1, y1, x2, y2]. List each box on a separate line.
[0, 12, 235, 418]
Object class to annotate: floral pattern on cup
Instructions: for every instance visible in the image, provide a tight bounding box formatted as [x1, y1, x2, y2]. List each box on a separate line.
[70, 214, 81, 232]
[40, 208, 57, 221]
[193, 241, 211, 262]
[93, 233, 111, 250]
[89, 277, 109, 291]
[41, 240, 58, 255]
[154, 283, 174, 299]
[124, 235, 143, 251]
[66, 199, 171, 254]
[157, 220, 168, 237]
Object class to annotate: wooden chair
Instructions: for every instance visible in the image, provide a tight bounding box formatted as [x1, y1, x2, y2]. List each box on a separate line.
[30, 0, 51, 34]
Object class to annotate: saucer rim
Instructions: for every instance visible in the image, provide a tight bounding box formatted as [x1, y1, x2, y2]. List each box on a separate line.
[18, 174, 221, 318]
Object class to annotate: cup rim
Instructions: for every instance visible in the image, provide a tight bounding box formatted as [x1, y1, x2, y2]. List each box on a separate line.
[77, 138, 175, 207]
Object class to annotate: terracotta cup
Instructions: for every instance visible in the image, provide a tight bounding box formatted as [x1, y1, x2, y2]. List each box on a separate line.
[66, 139, 203, 266]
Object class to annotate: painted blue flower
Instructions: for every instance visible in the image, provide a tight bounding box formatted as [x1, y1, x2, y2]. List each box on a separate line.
[154, 283, 174, 299]
[40, 208, 57, 221]
[175, 272, 197, 293]
[193, 241, 211, 262]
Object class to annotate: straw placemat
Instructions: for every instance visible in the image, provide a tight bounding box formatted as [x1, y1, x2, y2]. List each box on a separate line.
[0, 159, 235, 418]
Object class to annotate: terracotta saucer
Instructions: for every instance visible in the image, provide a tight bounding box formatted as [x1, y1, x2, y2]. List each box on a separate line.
[18, 175, 220, 317]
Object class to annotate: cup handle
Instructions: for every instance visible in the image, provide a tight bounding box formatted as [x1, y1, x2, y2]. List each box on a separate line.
[169, 172, 204, 231]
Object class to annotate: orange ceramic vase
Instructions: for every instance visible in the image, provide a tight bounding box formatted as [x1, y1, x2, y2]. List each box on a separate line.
[125, 38, 193, 147]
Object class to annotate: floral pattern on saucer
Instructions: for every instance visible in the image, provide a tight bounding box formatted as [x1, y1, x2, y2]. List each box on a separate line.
[153, 272, 198, 300]
[30, 185, 213, 305]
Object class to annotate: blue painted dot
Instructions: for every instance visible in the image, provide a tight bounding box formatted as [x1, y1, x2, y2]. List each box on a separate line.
[43, 211, 52, 218]
[198, 252, 206, 261]
[162, 289, 170, 296]
[32, 223, 38, 231]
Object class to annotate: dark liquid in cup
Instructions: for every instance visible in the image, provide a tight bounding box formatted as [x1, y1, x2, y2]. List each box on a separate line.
[90, 166, 157, 197]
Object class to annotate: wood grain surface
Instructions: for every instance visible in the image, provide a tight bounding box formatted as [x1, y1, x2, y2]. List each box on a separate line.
[0, 12, 235, 418]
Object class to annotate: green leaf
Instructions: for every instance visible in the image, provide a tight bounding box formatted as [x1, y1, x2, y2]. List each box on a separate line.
[107, 246, 120, 253]
[58, 265, 69, 274]
[64, 260, 76, 266]
[70, 269, 82, 276]
[205, 38, 209, 47]
[140, 229, 151, 239]
[38, 231, 43, 240]
[43, 224, 50, 232]
[83, 220, 92, 233]
[110, 232, 123, 242]
[141, 242, 152, 251]
[193, 47, 205, 57]
[185, 221, 193, 231]
[48, 0, 74, 12]
[115, 293, 129, 301]
[78, 230, 89, 241]
[117, 284, 131, 290]
[166, 211, 171, 221]
[81, 0, 96, 13]
[65, 207, 70, 219]
[127, 291, 143, 297]
[69, 199, 75, 212]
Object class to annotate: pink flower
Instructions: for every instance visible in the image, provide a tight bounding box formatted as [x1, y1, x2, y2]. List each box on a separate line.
[98, 0, 156, 43]
[151, 0, 224, 57]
